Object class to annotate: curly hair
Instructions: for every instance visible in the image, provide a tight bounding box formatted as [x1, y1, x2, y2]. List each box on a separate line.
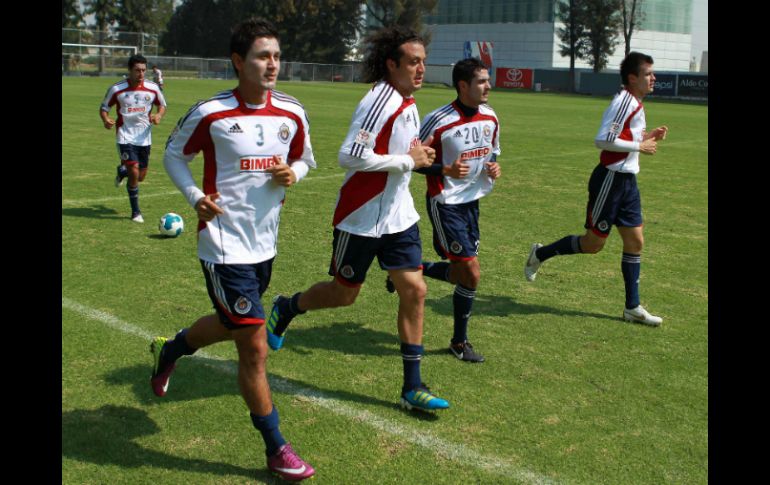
[361, 26, 424, 84]
[230, 17, 280, 76]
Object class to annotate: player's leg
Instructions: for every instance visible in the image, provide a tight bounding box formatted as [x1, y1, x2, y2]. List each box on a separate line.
[382, 224, 449, 411]
[266, 228, 371, 350]
[117, 144, 143, 221]
[447, 258, 485, 362]
[138, 146, 150, 182]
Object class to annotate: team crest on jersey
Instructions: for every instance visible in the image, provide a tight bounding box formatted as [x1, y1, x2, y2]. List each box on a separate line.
[450, 241, 463, 254]
[597, 221, 609, 231]
[610, 122, 621, 135]
[355, 129, 375, 148]
[483, 125, 492, 141]
[145, 95, 151, 102]
[340, 265, 355, 279]
[278, 123, 291, 143]
[234, 296, 252, 314]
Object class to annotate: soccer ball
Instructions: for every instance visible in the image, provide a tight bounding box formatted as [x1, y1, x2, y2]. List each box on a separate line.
[159, 212, 184, 237]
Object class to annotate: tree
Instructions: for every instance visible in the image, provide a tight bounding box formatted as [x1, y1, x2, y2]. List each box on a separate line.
[556, 0, 589, 92]
[582, 0, 622, 73]
[115, 0, 175, 34]
[161, 0, 364, 64]
[62, 0, 83, 28]
[365, 0, 438, 45]
[83, 0, 120, 72]
[620, 0, 645, 57]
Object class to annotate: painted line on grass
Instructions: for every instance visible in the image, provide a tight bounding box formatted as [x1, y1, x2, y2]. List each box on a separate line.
[62, 296, 562, 485]
[61, 173, 345, 207]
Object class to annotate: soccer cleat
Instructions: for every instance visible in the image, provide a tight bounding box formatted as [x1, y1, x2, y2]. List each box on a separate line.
[524, 243, 544, 281]
[385, 276, 396, 294]
[150, 337, 176, 397]
[131, 213, 145, 223]
[449, 341, 485, 363]
[266, 295, 291, 351]
[623, 305, 663, 326]
[267, 443, 316, 482]
[400, 383, 450, 412]
[114, 165, 126, 187]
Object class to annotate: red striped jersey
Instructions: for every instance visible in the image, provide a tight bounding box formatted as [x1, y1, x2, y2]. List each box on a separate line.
[595, 88, 646, 174]
[163, 88, 316, 264]
[100, 79, 166, 146]
[333, 80, 422, 237]
[419, 101, 500, 204]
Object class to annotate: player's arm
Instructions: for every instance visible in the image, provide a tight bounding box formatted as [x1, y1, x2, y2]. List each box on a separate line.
[594, 97, 656, 154]
[643, 126, 669, 141]
[595, 137, 657, 155]
[270, 110, 316, 186]
[99, 88, 116, 129]
[151, 90, 168, 125]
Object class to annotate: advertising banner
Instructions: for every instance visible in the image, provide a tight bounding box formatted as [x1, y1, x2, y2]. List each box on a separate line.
[648, 74, 676, 97]
[677, 75, 708, 97]
[495, 67, 534, 89]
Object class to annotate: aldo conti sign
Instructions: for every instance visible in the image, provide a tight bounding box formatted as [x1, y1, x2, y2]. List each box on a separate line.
[495, 68, 533, 89]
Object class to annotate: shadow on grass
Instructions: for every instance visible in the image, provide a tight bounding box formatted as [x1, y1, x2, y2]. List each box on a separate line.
[278, 321, 398, 356]
[424, 293, 619, 322]
[61, 205, 122, 219]
[105, 357, 438, 419]
[62, 405, 271, 481]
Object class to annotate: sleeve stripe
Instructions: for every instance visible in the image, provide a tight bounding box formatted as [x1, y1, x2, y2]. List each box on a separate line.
[272, 90, 304, 108]
[606, 92, 633, 142]
[177, 91, 233, 131]
[361, 84, 394, 132]
[419, 104, 455, 141]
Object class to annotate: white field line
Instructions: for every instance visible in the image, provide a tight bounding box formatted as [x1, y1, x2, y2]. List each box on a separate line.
[61, 173, 345, 207]
[62, 296, 562, 485]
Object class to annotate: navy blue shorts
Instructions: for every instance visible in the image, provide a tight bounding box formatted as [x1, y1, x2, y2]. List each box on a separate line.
[426, 195, 479, 261]
[200, 258, 274, 330]
[585, 164, 643, 238]
[117, 144, 151, 169]
[328, 223, 423, 287]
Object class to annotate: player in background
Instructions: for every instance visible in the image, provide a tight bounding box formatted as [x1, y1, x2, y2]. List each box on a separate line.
[396, 57, 500, 363]
[266, 26, 451, 413]
[100, 54, 166, 223]
[152, 65, 164, 91]
[151, 18, 316, 481]
[524, 51, 669, 326]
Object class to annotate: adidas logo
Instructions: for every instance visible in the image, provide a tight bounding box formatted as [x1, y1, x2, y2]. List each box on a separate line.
[453, 131, 463, 137]
[228, 123, 243, 133]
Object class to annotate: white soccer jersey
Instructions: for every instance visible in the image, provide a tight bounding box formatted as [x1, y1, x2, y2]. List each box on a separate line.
[595, 88, 646, 174]
[163, 89, 316, 265]
[100, 80, 166, 146]
[419, 101, 500, 205]
[153, 69, 163, 85]
[334, 81, 421, 237]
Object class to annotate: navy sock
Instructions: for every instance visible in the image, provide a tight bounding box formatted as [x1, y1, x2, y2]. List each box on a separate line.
[536, 235, 582, 262]
[161, 328, 197, 365]
[273, 292, 304, 336]
[422, 261, 451, 282]
[622, 253, 641, 309]
[452, 284, 476, 345]
[127, 185, 140, 215]
[250, 406, 286, 457]
[400, 342, 423, 394]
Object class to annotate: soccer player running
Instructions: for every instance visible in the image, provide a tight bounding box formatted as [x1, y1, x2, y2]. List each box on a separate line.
[397, 57, 501, 363]
[524, 52, 668, 326]
[151, 65, 164, 91]
[151, 18, 316, 481]
[100, 54, 166, 223]
[267, 26, 451, 412]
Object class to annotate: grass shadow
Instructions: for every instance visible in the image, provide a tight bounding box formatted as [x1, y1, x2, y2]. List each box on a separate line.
[279, 321, 397, 357]
[62, 405, 268, 481]
[61, 205, 122, 219]
[424, 293, 620, 322]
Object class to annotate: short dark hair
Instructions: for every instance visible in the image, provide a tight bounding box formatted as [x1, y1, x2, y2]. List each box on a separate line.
[230, 17, 280, 76]
[128, 54, 148, 69]
[361, 26, 424, 84]
[620, 52, 654, 85]
[452, 57, 488, 94]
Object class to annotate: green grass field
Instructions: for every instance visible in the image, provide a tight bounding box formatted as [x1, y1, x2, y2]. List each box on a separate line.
[62, 77, 708, 484]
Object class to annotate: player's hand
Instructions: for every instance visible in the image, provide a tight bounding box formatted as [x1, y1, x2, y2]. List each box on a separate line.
[195, 192, 224, 221]
[650, 126, 668, 141]
[409, 136, 435, 169]
[266, 155, 297, 187]
[444, 157, 470, 178]
[103, 118, 115, 130]
[639, 138, 657, 155]
[150, 114, 162, 125]
[485, 161, 501, 179]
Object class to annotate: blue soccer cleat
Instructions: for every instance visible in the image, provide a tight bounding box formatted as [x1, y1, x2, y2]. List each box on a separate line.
[266, 295, 291, 351]
[400, 383, 450, 411]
